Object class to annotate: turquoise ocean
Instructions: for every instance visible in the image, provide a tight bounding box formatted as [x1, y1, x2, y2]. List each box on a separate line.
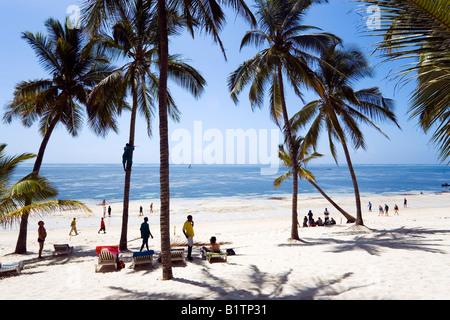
[11, 163, 450, 203]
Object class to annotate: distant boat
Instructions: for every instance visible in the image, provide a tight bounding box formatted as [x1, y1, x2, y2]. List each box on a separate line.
[442, 183, 450, 187]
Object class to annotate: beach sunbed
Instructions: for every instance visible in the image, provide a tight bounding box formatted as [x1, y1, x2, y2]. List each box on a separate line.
[0, 261, 24, 275]
[131, 250, 154, 270]
[52, 244, 73, 256]
[200, 249, 228, 263]
[170, 248, 185, 263]
[95, 248, 118, 272]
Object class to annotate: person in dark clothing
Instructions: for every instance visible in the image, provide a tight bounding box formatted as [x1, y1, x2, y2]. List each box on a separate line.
[307, 210, 314, 226]
[140, 217, 153, 252]
[122, 143, 135, 171]
[303, 216, 308, 227]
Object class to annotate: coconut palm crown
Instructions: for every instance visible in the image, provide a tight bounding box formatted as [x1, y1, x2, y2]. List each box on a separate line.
[291, 43, 399, 225]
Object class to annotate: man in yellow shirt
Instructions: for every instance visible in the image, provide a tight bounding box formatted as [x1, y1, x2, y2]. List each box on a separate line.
[182, 215, 194, 261]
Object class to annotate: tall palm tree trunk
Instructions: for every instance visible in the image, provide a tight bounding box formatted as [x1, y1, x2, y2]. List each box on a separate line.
[119, 93, 138, 251]
[307, 179, 356, 222]
[278, 67, 299, 240]
[341, 140, 363, 225]
[14, 118, 58, 254]
[157, 0, 173, 281]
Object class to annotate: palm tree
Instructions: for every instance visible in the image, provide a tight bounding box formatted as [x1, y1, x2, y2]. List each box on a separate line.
[291, 44, 399, 225]
[88, 0, 206, 251]
[228, 0, 339, 240]
[0, 144, 90, 234]
[274, 135, 356, 222]
[356, 0, 450, 163]
[82, 0, 255, 280]
[157, 0, 255, 281]
[2, 18, 120, 253]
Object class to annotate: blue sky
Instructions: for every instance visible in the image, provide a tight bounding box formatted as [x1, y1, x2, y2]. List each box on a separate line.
[0, 0, 441, 165]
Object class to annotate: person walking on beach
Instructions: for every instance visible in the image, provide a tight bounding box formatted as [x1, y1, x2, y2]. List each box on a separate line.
[404, 198, 407, 208]
[384, 204, 389, 216]
[150, 203, 153, 213]
[108, 205, 111, 217]
[183, 215, 195, 261]
[140, 217, 153, 251]
[368, 202, 372, 212]
[69, 218, 78, 236]
[394, 204, 399, 215]
[98, 217, 106, 234]
[378, 205, 384, 216]
[37, 221, 47, 259]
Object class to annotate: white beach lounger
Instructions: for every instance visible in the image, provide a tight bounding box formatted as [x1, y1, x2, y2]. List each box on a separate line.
[52, 244, 73, 256]
[0, 261, 24, 275]
[131, 250, 154, 269]
[95, 248, 117, 272]
[201, 249, 228, 263]
[170, 248, 185, 263]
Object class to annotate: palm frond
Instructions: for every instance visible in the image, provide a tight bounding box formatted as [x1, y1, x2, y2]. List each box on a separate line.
[355, 0, 450, 162]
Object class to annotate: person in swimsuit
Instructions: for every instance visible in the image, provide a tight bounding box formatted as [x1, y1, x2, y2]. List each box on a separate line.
[37, 221, 47, 258]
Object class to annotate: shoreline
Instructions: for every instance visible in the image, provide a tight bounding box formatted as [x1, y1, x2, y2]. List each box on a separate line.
[1, 190, 445, 233]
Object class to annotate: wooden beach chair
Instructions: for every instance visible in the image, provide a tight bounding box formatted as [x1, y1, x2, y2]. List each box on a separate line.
[200, 249, 228, 263]
[170, 248, 185, 263]
[0, 261, 24, 275]
[95, 248, 117, 272]
[131, 250, 154, 270]
[52, 244, 73, 256]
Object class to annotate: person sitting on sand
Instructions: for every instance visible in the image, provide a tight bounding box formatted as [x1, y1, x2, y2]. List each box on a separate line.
[303, 216, 308, 227]
[316, 217, 324, 226]
[202, 236, 221, 253]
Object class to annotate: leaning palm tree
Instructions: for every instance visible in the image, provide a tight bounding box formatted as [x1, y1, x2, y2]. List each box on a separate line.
[291, 44, 399, 225]
[2, 18, 120, 254]
[88, 0, 206, 251]
[0, 144, 91, 238]
[274, 135, 356, 222]
[82, 0, 255, 280]
[228, 0, 339, 240]
[356, 0, 450, 163]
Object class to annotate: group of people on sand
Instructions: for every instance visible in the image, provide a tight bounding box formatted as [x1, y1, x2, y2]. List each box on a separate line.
[182, 215, 222, 261]
[36, 214, 220, 261]
[377, 203, 400, 216]
[302, 208, 336, 227]
[368, 199, 405, 216]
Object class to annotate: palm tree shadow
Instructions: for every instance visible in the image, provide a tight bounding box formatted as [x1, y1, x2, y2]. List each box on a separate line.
[172, 266, 359, 299]
[103, 265, 359, 300]
[280, 226, 450, 255]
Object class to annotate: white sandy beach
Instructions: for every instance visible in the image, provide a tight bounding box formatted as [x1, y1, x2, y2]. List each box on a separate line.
[1, 192, 450, 300]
